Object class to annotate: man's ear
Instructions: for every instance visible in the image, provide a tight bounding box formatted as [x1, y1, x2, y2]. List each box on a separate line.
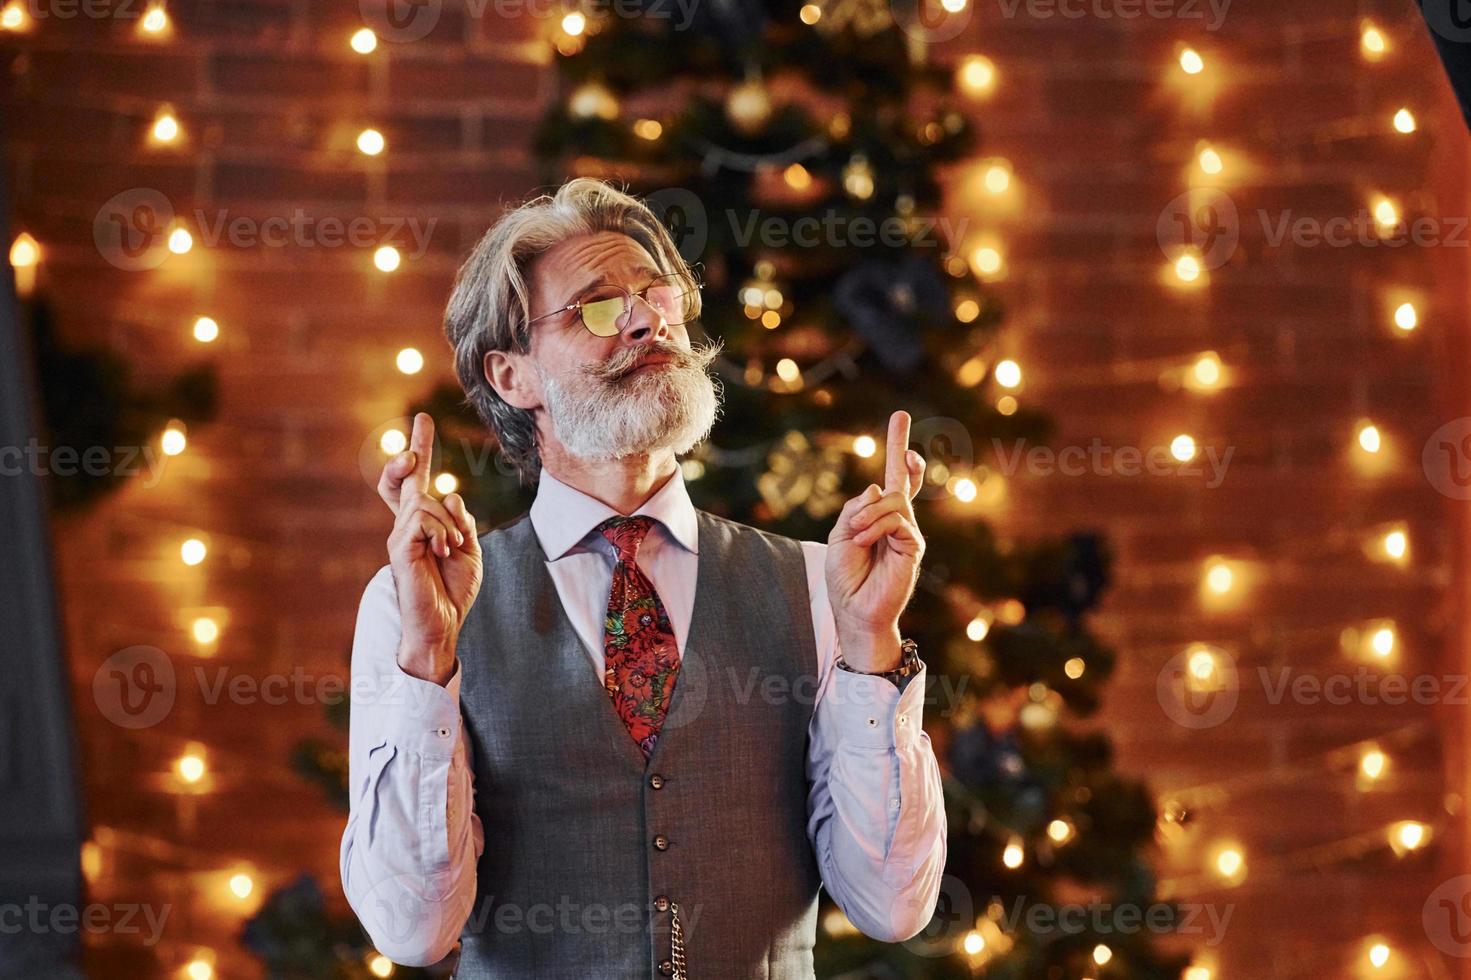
[484, 349, 542, 411]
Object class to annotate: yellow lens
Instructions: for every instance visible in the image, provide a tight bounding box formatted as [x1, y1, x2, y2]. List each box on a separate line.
[581, 296, 625, 336]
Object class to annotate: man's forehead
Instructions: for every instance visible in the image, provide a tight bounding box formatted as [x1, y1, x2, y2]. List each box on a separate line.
[536, 232, 660, 293]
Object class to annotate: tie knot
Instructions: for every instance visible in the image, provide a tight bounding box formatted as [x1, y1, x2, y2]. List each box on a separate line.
[596, 515, 656, 564]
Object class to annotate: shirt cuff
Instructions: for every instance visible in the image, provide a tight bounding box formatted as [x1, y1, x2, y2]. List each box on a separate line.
[357, 659, 465, 760]
[824, 662, 928, 748]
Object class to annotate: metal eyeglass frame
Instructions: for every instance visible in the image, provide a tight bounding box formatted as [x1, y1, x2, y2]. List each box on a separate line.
[523, 272, 701, 337]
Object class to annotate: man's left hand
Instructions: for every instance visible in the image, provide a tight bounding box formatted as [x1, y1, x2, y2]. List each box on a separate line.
[825, 410, 926, 672]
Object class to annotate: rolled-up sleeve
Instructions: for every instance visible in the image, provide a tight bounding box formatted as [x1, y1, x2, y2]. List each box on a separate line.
[801, 543, 947, 944]
[339, 565, 484, 967]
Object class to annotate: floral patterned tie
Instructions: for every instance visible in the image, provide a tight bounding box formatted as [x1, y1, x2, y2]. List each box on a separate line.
[596, 516, 681, 760]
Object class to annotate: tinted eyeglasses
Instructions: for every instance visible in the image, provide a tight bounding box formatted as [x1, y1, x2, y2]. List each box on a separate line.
[526, 272, 700, 338]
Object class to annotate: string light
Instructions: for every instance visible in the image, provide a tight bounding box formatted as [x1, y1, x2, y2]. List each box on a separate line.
[958, 55, 997, 97]
[1178, 47, 1205, 75]
[970, 243, 1004, 279]
[1170, 434, 1198, 462]
[1184, 967, 1213, 980]
[1203, 558, 1234, 595]
[357, 128, 386, 156]
[1063, 657, 1085, 679]
[184, 953, 214, 980]
[1173, 252, 1202, 284]
[1389, 820, 1430, 854]
[175, 748, 207, 784]
[634, 119, 663, 141]
[151, 107, 181, 145]
[774, 358, 801, 385]
[1210, 842, 1246, 884]
[1359, 747, 1387, 782]
[852, 435, 877, 458]
[1393, 302, 1418, 332]
[180, 538, 207, 566]
[940, 0, 965, 12]
[379, 429, 408, 455]
[1197, 143, 1223, 175]
[167, 225, 193, 254]
[993, 359, 1022, 389]
[191, 617, 219, 645]
[560, 11, 585, 35]
[1190, 351, 1222, 390]
[1381, 528, 1408, 562]
[799, 3, 821, 25]
[1184, 644, 1226, 693]
[374, 245, 401, 272]
[1392, 108, 1416, 134]
[395, 348, 424, 374]
[966, 614, 991, 642]
[981, 160, 1011, 194]
[1047, 818, 1074, 843]
[1360, 20, 1388, 61]
[1092, 945, 1113, 966]
[192, 316, 219, 343]
[1369, 623, 1395, 658]
[161, 421, 187, 456]
[0, 1, 32, 32]
[367, 954, 395, 978]
[955, 299, 980, 323]
[1356, 421, 1382, 454]
[953, 478, 978, 503]
[350, 27, 377, 53]
[228, 872, 254, 899]
[1368, 942, 1390, 969]
[1002, 838, 1024, 869]
[138, 4, 170, 37]
[1370, 195, 1399, 235]
[9, 232, 39, 268]
[433, 473, 458, 495]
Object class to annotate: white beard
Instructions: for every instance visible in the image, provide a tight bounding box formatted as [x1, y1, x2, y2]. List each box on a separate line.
[537, 341, 723, 461]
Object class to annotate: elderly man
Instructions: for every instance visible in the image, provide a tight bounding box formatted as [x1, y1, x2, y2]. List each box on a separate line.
[340, 178, 946, 978]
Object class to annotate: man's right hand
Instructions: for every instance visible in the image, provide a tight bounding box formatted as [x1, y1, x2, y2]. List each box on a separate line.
[384, 413, 483, 686]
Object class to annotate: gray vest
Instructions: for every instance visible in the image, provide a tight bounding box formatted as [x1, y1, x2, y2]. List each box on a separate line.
[453, 509, 823, 979]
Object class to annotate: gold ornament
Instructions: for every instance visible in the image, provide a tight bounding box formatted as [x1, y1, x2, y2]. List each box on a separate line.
[757, 431, 846, 519]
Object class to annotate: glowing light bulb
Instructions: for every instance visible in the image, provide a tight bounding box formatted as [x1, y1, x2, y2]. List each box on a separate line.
[1393, 302, 1418, 332]
[180, 538, 207, 566]
[1184, 968, 1213, 980]
[0, 2, 31, 31]
[1383, 529, 1408, 560]
[958, 55, 996, 97]
[152, 110, 180, 144]
[380, 429, 407, 455]
[9, 232, 39, 268]
[971, 245, 1003, 278]
[350, 27, 377, 53]
[1372, 196, 1399, 232]
[954, 478, 978, 503]
[1358, 422, 1382, 454]
[185, 956, 213, 980]
[357, 128, 385, 156]
[228, 872, 253, 899]
[634, 119, 663, 141]
[775, 358, 800, 384]
[1064, 657, 1085, 679]
[1370, 625, 1395, 658]
[1191, 351, 1222, 388]
[1174, 253, 1202, 283]
[1391, 820, 1428, 852]
[396, 347, 424, 374]
[852, 435, 877, 458]
[1170, 434, 1198, 462]
[940, 0, 965, 11]
[1002, 839, 1024, 869]
[161, 423, 187, 456]
[1393, 108, 1416, 134]
[1047, 818, 1073, 842]
[799, 3, 821, 24]
[1204, 559, 1233, 595]
[1213, 845, 1244, 880]
[433, 473, 457, 495]
[140, 5, 168, 34]
[1368, 943, 1390, 968]
[374, 245, 401, 272]
[167, 226, 193, 254]
[192, 316, 219, 343]
[966, 616, 990, 642]
[1179, 48, 1204, 75]
[982, 161, 1011, 194]
[368, 954, 395, 978]
[561, 11, 585, 35]
[191, 617, 219, 644]
[1093, 945, 1113, 966]
[176, 751, 207, 784]
[1198, 145, 1223, 175]
[1361, 21, 1387, 60]
[1360, 748, 1387, 781]
[994, 359, 1021, 389]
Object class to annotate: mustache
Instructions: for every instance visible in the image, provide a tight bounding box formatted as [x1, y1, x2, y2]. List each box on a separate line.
[583, 338, 725, 383]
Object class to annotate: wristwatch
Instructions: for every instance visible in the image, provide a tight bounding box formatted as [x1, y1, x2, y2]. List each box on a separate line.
[836, 638, 922, 689]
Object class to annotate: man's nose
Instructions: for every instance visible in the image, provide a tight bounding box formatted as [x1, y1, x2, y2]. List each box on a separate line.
[621, 293, 671, 345]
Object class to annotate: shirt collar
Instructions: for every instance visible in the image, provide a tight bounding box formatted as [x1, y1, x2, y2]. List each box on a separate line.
[529, 465, 699, 561]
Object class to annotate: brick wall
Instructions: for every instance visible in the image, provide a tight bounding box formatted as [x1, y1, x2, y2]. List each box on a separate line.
[3, 0, 1467, 976]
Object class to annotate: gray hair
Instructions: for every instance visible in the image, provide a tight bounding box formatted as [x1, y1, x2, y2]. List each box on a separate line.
[443, 178, 702, 485]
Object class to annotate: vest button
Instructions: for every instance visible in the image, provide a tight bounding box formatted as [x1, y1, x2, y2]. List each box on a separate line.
[653, 834, 670, 851]
[649, 774, 665, 790]
[653, 895, 670, 912]
[659, 959, 674, 976]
